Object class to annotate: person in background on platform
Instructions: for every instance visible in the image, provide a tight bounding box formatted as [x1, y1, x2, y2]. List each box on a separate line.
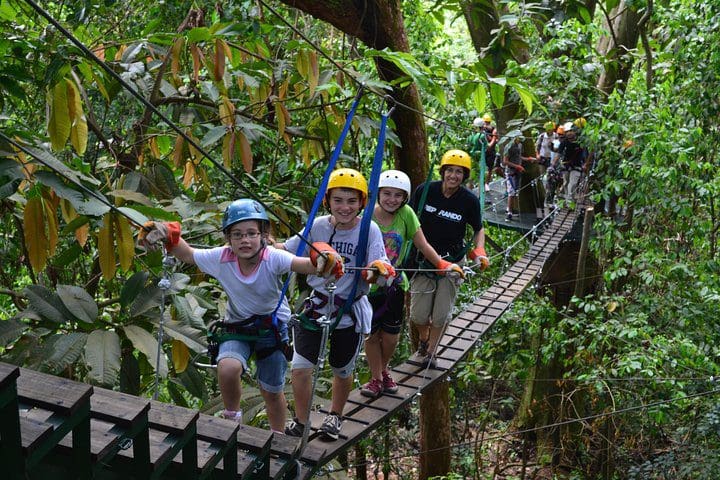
[502, 134, 535, 221]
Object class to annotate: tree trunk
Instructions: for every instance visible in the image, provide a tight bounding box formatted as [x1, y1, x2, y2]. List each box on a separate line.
[419, 378, 451, 479]
[596, 0, 643, 94]
[279, 0, 429, 185]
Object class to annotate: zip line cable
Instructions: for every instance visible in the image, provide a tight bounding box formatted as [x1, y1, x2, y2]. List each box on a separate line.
[20, 0, 326, 257]
[320, 386, 720, 474]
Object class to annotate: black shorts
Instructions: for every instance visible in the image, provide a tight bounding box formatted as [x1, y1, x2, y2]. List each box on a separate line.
[369, 285, 405, 335]
[292, 324, 361, 369]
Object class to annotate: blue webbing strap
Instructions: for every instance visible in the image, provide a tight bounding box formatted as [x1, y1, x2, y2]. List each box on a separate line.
[270, 89, 365, 326]
[335, 101, 393, 323]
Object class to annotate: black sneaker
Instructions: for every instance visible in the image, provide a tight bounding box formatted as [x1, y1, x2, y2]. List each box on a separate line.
[318, 413, 342, 441]
[417, 339, 429, 356]
[506, 212, 513, 221]
[420, 353, 437, 369]
[284, 417, 305, 437]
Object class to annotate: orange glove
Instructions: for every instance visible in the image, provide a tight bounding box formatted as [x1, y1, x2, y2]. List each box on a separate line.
[362, 260, 396, 285]
[309, 242, 344, 279]
[468, 246, 489, 271]
[436, 259, 465, 279]
[138, 221, 181, 251]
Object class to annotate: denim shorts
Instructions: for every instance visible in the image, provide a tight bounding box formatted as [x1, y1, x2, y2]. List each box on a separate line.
[216, 323, 289, 394]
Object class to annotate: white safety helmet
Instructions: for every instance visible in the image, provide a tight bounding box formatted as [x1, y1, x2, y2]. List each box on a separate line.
[378, 170, 412, 198]
[472, 117, 483, 128]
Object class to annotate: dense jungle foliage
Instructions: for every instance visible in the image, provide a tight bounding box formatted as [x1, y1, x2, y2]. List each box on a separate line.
[1, 0, 719, 478]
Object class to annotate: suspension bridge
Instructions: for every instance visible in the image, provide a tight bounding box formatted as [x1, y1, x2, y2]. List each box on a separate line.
[0, 206, 579, 480]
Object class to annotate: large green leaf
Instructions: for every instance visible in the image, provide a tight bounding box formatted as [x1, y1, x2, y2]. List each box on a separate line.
[41, 332, 88, 374]
[56, 285, 98, 324]
[123, 324, 168, 378]
[177, 363, 207, 400]
[22, 144, 98, 186]
[172, 294, 206, 330]
[85, 330, 121, 386]
[0, 157, 23, 199]
[23, 284, 73, 323]
[121, 271, 150, 308]
[163, 320, 207, 352]
[34, 170, 110, 216]
[129, 284, 162, 317]
[0, 318, 28, 347]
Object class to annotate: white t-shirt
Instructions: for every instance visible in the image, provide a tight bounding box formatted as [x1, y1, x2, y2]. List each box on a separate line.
[284, 215, 387, 333]
[193, 246, 294, 324]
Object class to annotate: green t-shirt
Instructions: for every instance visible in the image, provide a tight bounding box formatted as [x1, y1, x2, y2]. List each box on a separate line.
[372, 204, 420, 290]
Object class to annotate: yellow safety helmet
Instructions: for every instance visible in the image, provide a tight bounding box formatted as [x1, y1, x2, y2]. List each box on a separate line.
[440, 149, 472, 181]
[325, 168, 368, 208]
[482, 114, 493, 123]
[574, 117, 587, 129]
[544, 121, 556, 132]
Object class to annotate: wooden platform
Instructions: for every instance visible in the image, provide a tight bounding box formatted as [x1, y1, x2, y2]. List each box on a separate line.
[0, 207, 578, 480]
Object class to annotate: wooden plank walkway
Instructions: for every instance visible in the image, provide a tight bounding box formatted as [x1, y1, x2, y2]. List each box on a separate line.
[0, 208, 577, 480]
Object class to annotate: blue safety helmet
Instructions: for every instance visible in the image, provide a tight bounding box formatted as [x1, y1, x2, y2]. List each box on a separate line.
[222, 199, 269, 232]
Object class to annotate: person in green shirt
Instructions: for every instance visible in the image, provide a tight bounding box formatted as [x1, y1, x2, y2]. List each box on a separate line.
[360, 170, 464, 398]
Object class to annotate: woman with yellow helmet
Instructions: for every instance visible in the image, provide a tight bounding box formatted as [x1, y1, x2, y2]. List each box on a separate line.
[407, 150, 489, 368]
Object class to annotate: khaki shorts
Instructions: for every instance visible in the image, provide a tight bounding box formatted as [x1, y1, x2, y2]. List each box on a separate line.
[409, 274, 459, 326]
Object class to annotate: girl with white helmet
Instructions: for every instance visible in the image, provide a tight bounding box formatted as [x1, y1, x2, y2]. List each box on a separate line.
[360, 169, 464, 399]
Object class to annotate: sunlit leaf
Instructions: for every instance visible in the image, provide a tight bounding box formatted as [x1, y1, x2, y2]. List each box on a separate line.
[114, 214, 135, 271]
[172, 339, 190, 373]
[238, 130, 252, 173]
[66, 78, 88, 155]
[472, 83, 487, 115]
[97, 212, 116, 280]
[214, 38, 226, 81]
[24, 195, 48, 274]
[48, 80, 71, 151]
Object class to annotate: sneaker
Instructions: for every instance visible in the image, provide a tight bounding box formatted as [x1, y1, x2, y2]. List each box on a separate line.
[506, 212, 513, 221]
[319, 413, 342, 441]
[284, 417, 305, 437]
[221, 409, 242, 423]
[417, 339, 429, 356]
[360, 378, 383, 398]
[382, 370, 398, 394]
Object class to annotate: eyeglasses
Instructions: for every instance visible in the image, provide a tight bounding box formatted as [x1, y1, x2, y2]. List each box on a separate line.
[229, 231, 261, 240]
